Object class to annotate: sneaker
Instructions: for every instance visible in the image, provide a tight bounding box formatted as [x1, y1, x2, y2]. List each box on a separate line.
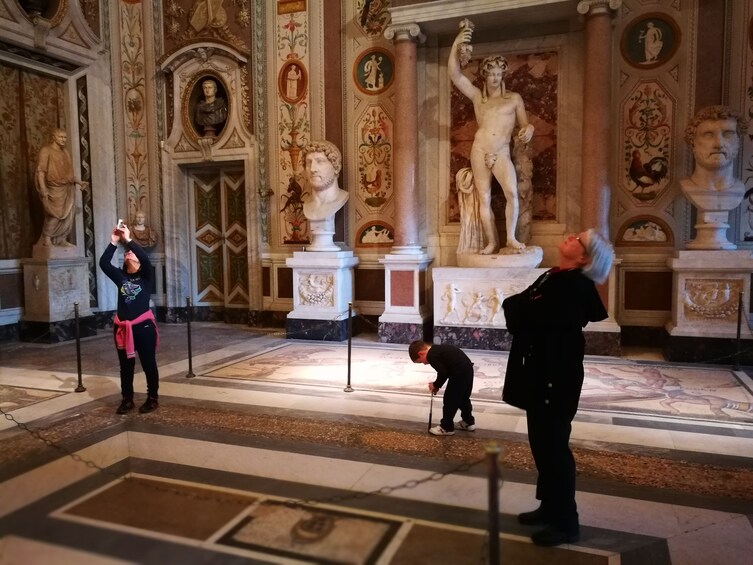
[116, 399, 135, 415]
[139, 397, 159, 413]
[455, 420, 476, 431]
[429, 426, 455, 436]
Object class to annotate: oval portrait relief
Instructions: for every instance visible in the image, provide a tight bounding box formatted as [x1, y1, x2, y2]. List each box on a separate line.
[354, 48, 394, 95]
[621, 13, 681, 70]
[279, 60, 307, 104]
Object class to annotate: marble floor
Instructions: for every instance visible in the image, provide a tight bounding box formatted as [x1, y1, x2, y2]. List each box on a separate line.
[1, 322, 752, 564]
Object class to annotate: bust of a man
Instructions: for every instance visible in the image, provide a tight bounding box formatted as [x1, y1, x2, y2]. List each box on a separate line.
[681, 105, 749, 249]
[301, 140, 348, 222]
[681, 105, 747, 193]
[195, 78, 227, 132]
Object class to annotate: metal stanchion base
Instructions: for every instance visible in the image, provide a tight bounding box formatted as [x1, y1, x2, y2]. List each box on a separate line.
[186, 372, 195, 379]
[74, 385, 86, 393]
[343, 385, 354, 392]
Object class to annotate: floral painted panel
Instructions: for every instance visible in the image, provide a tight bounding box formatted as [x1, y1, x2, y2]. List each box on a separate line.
[621, 80, 673, 206]
[355, 105, 393, 212]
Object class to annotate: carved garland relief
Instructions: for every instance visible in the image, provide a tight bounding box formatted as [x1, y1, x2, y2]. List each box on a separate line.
[683, 278, 743, 321]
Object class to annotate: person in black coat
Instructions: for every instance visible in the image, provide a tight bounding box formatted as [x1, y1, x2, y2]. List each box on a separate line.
[502, 228, 613, 547]
[99, 222, 160, 415]
[409, 341, 476, 436]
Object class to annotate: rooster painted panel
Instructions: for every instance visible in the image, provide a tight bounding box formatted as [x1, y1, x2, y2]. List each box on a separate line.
[622, 80, 674, 206]
[355, 104, 393, 212]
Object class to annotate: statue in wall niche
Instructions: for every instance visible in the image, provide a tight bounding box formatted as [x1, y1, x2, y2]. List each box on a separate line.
[301, 140, 349, 251]
[129, 209, 159, 249]
[681, 105, 749, 250]
[194, 78, 227, 137]
[449, 19, 534, 255]
[35, 128, 88, 248]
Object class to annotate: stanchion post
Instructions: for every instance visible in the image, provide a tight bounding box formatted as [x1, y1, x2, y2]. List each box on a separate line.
[735, 291, 743, 370]
[485, 442, 501, 564]
[344, 302, 354, 392]
[186, 296, 195, 378]
[73, 302, 86, 392]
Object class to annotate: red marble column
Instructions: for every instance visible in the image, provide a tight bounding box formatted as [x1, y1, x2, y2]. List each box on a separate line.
[384, 23, 424, 253]
[577, 0, 621, 236]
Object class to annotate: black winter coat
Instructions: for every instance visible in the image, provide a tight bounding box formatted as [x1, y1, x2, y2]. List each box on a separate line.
[501, 268, 607, 417]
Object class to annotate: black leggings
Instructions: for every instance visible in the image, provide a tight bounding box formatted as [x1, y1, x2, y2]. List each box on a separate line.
[115, 320, 159, 399]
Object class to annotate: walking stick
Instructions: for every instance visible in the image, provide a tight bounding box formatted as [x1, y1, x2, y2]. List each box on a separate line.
[428, 391, 435, 433]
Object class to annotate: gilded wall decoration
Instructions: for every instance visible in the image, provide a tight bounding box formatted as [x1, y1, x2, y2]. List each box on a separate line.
[449, 51, 558, 224]
[80, 0, 101, 37]
[276, 11, 311, 245]
[355, 0, 391, 38]
[164, 0, 249, 51]
[163, 0, 252, 131]
[621, 13, 681, 70]
[615, 216, 673, 247]
[621, 80, 673, 206]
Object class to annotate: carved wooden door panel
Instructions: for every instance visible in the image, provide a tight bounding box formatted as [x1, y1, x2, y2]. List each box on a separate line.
[188, 168, 249, 310]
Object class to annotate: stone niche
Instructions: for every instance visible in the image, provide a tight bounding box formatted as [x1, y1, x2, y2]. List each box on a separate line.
[158, 42, 262, 318]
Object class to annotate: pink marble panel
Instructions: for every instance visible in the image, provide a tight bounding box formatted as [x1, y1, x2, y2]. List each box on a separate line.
[390, 270, 414, 307]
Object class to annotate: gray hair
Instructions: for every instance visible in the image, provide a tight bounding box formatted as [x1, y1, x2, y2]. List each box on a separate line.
[581, 228, 614, 284]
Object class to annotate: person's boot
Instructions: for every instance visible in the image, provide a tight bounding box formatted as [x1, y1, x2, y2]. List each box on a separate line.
[518, 505, 550, 526]
[116, 398, 135, 414]
[139, 396, 159, 413]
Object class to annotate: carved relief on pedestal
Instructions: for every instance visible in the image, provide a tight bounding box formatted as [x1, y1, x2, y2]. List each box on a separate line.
[298, 272, 334, 307]
[683, 278, 742, 320]
[439, 281, 527, 327]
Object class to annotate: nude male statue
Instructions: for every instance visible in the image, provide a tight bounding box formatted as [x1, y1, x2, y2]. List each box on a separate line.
[449, 23, 534, 253]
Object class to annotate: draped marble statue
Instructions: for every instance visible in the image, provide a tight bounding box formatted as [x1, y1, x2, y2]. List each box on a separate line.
[35, 128, 88, 248]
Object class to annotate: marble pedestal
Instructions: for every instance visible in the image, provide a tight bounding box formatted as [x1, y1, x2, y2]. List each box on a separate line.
[665, 250, 753, 363]
[20, 257, 96, 343]
[433, 266, 621, 355]
[432, 266, 546, 350]
[377, 251, 432, 344]
[286, 250, 359, 341]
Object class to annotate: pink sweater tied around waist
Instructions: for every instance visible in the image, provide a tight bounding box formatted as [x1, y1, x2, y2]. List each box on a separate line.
[113, 310, 158, 358]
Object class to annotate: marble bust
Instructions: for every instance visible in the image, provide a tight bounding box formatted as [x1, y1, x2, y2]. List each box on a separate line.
[302, 140, 348, 221]
[681, 105, 748, 249]
[301, 140, 348, 251]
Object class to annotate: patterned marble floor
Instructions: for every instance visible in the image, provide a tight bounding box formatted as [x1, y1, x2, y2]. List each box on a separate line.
[1, 323, 752, 564]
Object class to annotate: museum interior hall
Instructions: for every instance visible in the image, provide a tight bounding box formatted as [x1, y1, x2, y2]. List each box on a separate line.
[1, 0, 753, 563]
